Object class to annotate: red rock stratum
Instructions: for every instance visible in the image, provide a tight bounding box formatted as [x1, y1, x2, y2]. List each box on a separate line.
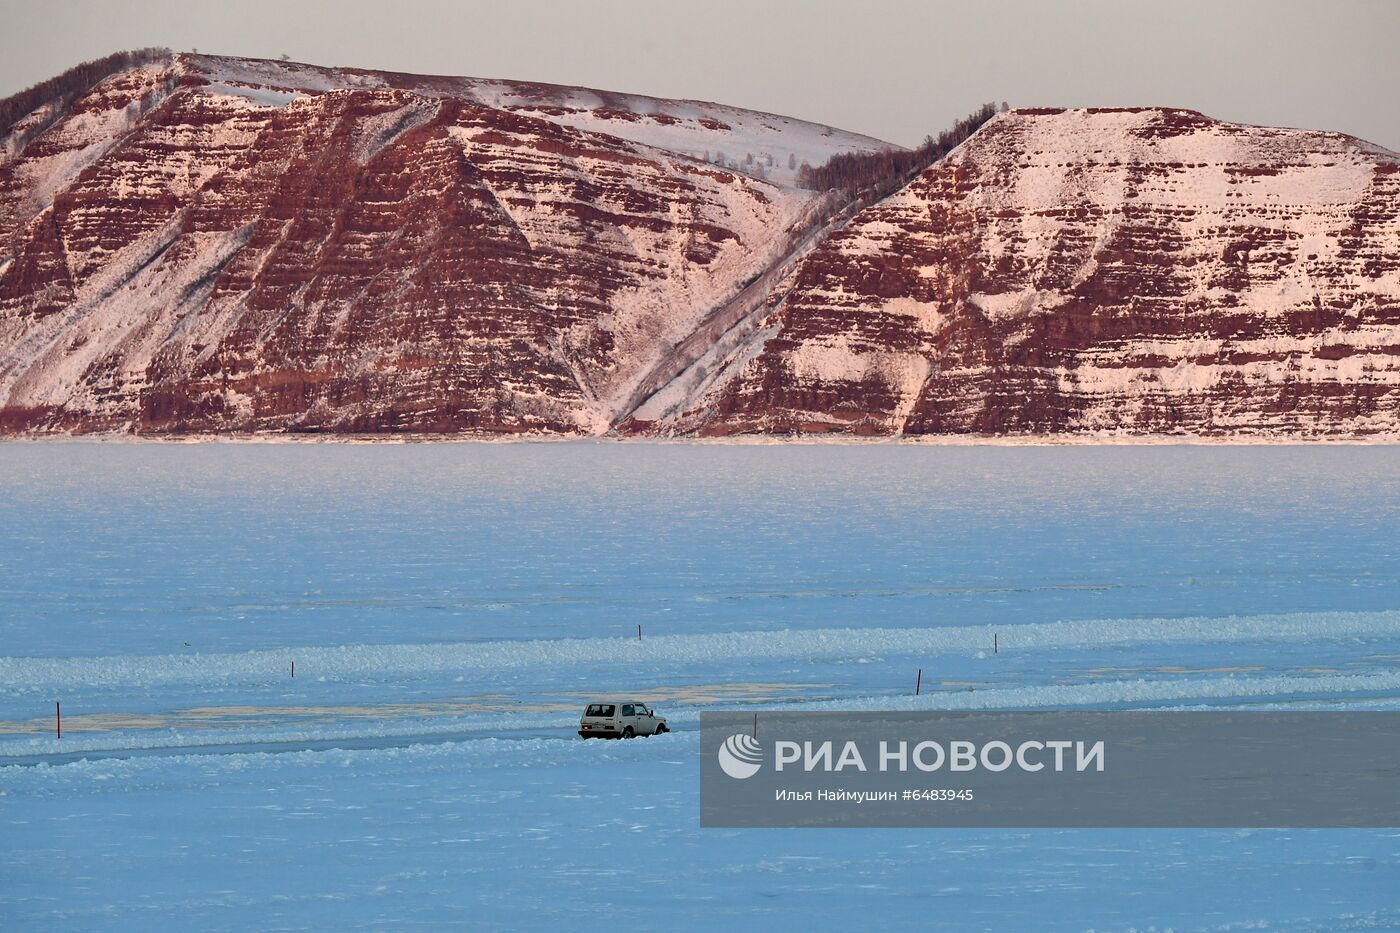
[655, 108, 1400, 439]
[0, 53, 881, 434]
[3, 57, 1397, 439]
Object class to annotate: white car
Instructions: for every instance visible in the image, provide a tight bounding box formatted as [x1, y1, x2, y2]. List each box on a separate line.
[578, 700, 669, 739]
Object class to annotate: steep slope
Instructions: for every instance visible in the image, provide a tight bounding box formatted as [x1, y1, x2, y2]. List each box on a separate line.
[0, 53, 887, 434]
[662, 108, 1400, 438]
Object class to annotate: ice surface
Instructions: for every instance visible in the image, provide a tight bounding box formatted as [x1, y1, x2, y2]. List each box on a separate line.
[4, 609, 1399, 693]
[2, 442, 1399, 929]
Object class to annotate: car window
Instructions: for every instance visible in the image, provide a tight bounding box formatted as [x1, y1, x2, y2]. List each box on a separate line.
[621, 705, 634, 716]
[586, 704, 614, 717]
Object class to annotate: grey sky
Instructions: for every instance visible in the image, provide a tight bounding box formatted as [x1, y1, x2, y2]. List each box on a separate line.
[1, 0, 1396, 151]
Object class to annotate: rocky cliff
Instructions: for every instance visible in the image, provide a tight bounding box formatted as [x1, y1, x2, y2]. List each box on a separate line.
[0, 53, 882, 434]
[3, 57, 1398, 440]
[655, 108, 1400, 438]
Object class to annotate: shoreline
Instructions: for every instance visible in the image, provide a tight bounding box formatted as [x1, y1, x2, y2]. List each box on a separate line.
[2, 432, 1400, 447]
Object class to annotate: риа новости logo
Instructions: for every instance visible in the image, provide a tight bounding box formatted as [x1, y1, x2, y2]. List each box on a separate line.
[718, 733, 763, 779]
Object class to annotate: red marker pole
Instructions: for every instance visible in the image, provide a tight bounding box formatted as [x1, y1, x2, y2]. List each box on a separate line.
[638, 624, 642, 641]
[752, 712, 758, 739]
[915, 668, 922, 696]
[291, 660, 295, 678]
[56, 701, 61, 740]
[994, 633, 998, 655]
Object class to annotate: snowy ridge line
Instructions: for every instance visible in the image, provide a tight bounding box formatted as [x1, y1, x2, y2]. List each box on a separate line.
[0, 733, 695, 789]
[805, 669, 1400, 713]
[5, 667, 1400, 762]
[3, 609, 1399, 691]
[0, 712, 580, 758]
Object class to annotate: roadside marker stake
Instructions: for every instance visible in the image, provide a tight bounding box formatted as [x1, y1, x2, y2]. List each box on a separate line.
[56, 701, 61, 740]
[915, 668, 922, 696]
[753, 712, 758, 739]
[638, 624, 642, 641]
[291, 660, 295, 678]
[994, 633, 999, 654]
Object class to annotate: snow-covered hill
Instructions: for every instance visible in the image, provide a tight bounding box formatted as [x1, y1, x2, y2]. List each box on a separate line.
[657, 108, 1400, 438]
[181, 54, 891, 189]
[3, 59, 1399, 438]
[0, 53, 885, 434]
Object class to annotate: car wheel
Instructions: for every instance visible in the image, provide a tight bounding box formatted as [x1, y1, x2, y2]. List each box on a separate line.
[657, 723, 668, 734]
[623, 727, 635, 739]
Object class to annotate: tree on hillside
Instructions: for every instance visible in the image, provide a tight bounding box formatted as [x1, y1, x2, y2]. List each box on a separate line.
[0, 48, 169, 138]
[795, 102, 1000, 196]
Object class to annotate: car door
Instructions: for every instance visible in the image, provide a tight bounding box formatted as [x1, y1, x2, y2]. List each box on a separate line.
[620, 704, 636, 733]
[635, 704, 657, 735]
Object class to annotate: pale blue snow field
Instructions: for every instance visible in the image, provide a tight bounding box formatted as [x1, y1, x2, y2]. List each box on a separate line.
[2, 442, 1400, 931]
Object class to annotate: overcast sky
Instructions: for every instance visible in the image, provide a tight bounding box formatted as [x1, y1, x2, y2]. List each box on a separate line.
[1, 0, 1396, 151]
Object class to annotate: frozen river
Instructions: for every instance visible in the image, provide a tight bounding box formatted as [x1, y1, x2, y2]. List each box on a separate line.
[3, 442, 1399, 930]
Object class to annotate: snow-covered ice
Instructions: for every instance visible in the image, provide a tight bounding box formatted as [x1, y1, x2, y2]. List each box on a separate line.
[2, 442, 1399, 929]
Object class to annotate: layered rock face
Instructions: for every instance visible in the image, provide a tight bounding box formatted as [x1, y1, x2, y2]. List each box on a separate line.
[673, 108, 1400, 438]
[5, 61, 1399, 440]
[0, 54, 881, 434]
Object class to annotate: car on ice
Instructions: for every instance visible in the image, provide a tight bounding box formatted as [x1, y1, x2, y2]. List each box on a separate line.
[578, 700, 669, 738]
